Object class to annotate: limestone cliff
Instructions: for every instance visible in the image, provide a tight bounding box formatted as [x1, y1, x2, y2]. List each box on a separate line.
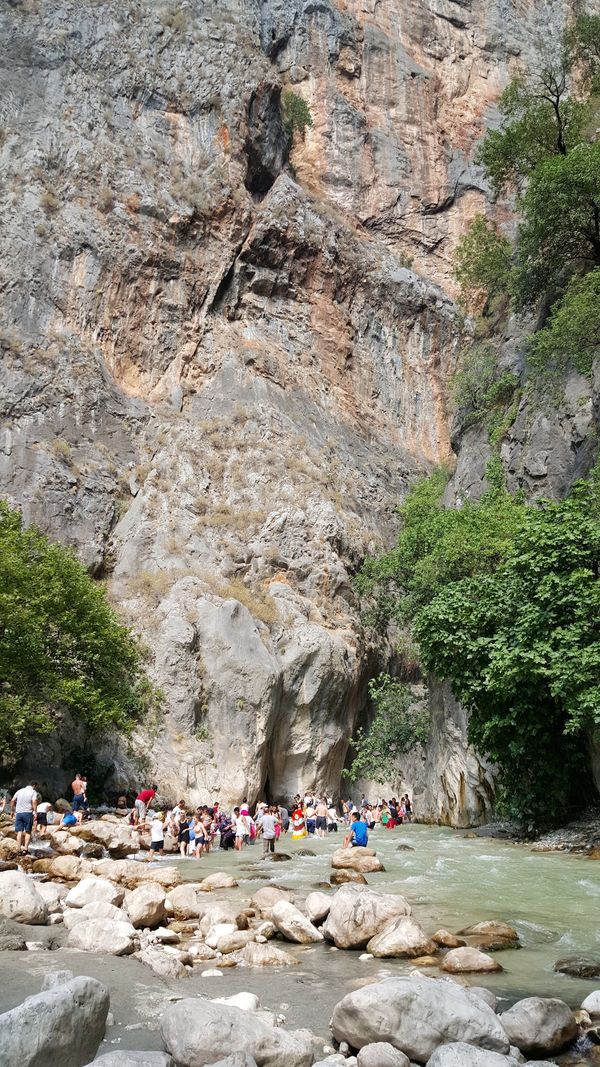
[0, 0, 596, 820]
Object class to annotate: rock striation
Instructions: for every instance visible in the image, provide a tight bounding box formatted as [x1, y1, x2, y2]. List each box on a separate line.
[1, 0, 596, 817]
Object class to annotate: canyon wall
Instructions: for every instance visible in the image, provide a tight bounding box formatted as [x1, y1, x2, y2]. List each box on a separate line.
[1, 0, 596, 819]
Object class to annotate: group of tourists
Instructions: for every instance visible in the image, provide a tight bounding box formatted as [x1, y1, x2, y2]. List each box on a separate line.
[2, 773, 414, 860]
[2, 773, 91, 855]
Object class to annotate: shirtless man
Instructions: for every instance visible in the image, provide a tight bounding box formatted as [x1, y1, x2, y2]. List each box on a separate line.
[315, 796, 328, 838]
[71, 772, 87, 815]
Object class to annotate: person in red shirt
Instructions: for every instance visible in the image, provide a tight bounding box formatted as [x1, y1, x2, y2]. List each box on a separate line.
[134, 784, 157, 824]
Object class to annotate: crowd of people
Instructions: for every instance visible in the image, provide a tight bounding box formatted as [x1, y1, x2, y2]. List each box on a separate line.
[1, 775, 413, 859]
[128, 788, 414, 859]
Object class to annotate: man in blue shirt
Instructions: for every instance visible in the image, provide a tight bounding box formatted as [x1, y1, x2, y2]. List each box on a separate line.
[343, 811, 368, 848]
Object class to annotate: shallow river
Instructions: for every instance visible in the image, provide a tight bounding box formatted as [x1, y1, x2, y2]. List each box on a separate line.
[4, 824, 600, 1062]
[173, 823, 600, 1024]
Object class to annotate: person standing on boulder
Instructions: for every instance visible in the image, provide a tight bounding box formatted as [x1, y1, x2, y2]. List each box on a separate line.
[135, 783, 158, 825]
[10, 780, 38, 854]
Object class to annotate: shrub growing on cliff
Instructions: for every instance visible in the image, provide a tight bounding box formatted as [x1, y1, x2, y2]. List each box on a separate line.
[282, 91, 313, 140]
[456, 16, 600, 382]
[0, 500, 151, 764]
[358, 469, 600, 824]
[346, 674, 430, 785]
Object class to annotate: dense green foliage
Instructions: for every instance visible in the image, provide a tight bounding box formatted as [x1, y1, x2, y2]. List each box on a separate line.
[0, 500, 151, 764]
[527, 269, 600, 376]
[455, 15, 600, 385]
[346, 674, 430, 785]
[282, 92, 313, 140]
[452, 343, 520, 433]
[358, 471, 600, 823]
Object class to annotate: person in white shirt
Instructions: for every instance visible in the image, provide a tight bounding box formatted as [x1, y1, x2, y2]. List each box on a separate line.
[149, 812, 165, 857]
[259, 805, 280, 854]
[36, 800, 53, 837]
[11, 782, 38, 854]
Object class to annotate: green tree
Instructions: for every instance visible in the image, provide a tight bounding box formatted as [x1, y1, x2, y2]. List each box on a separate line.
[0, 501, 152, 764]
[527, 268, 600, 376]
[512, 142, 600, 308]
[454, 217, 512, 307]
[281, 92, 313, 140]
[358, 470, 600, 824]
[346, 674, 430, 784]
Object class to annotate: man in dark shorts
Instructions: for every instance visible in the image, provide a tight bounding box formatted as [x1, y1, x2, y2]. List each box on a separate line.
[315, 797, 328, 838]
[11, 781, 38, 854]
[71, 772, 87, 814]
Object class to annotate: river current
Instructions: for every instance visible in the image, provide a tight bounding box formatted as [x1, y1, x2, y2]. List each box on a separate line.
[173, 822, 600, 1032]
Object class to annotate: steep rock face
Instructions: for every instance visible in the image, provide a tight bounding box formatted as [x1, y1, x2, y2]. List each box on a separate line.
[0, 0, 593, 815]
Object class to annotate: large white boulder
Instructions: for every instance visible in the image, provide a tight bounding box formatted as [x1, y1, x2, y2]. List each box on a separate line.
[71, 819, 139, 857]
[240, 941, 298, 967]
[0, 870, 48, 925]
[331, 975, 510, 1063]
[199, 872, 238, 890]
[126, 882, 167, 929]
[0, 973, 108, 1066]
[92, 858, 180, 890]
[165, 883, 204, 920]
[50, 830, 83, 856]
[357, 1043, 410, 1067]
[322, 885, 411, 949]
[199, 901, 241, 935]
[63, 901, 128, 930]
[271, 900, 324, 944]
[582, 990, 600, 1015]
[440, 947, 502, 974]
[304, 892, 331, 925]
[426, 1043, 523, 1066]
[161, 998, 317, 1066]
[331, 848, 384, 873]
[67, 917, 136, 955]
[139, 945, 188, 979]
[65, 876, 124, 909]
[367, 916, 437, 959]
[31, 880, 67, 915]
[250, 886, 294, 918]
[499, 997, 578, 1057]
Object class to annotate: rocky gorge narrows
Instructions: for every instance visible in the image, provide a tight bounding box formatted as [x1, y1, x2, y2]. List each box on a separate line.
[2, 0, 599, 819]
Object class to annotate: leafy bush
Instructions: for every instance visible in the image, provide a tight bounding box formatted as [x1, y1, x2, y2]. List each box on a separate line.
[357, 469, 600, 824]
[452, 343, 519, 432]
[527, 268, 600, 377]
[455, 16, 600, 383]
[0, 501, 152, 764]
[282, 91, 313, 140]
[345, 674, 430, 784]
[454, 217, 512, 308]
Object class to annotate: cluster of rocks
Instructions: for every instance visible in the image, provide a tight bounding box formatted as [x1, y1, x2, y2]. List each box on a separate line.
[0, 815, 181, 868]
[2, 966, 599, 1067]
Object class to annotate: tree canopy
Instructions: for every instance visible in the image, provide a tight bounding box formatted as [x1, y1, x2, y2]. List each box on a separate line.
[357, 469, 600, 824]
[455, 14, 600, 380]
[0, 500, 151, 764]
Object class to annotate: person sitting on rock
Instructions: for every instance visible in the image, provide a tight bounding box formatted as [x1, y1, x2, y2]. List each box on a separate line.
[344, 811, 368, 848]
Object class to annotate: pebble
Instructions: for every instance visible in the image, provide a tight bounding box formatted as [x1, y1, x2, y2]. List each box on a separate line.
[201, 968, 223, 978]
[359, 953, 373, 961]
